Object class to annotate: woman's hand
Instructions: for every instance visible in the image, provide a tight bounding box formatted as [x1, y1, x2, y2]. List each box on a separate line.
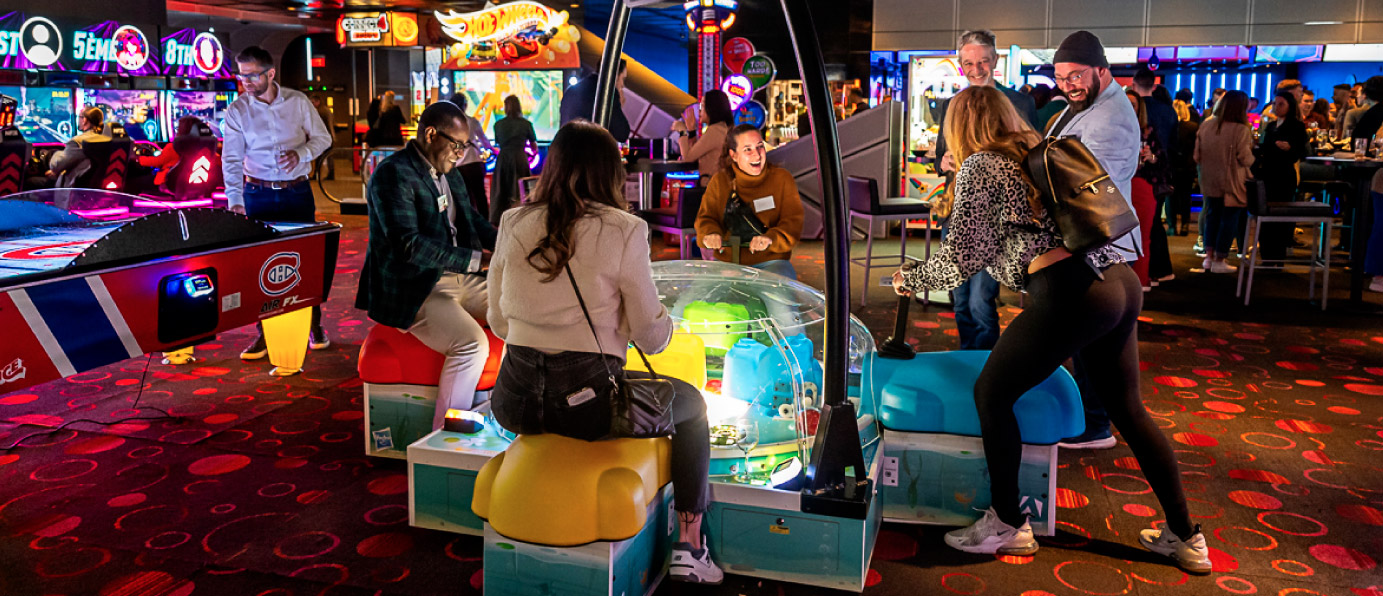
[891, 270, 913, 296]
[748, 236, 772, 253]
[671, 120, 687, 133]
[703, 234, 723, 250]
[1275, 140, 1291, 151]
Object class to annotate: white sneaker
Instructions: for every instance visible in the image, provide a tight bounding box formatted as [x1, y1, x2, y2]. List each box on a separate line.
[944, 508, 1038, 555]
[670, 542, 723, 584]
[1140, 525, 1212, 575]
[1369, 277, 1383, 293]
[1200, 256, 1213, 271]
[1209, 260, 1237, 274]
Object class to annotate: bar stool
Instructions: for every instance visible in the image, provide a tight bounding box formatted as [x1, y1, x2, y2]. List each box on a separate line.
[639, 187, 703, 259]
[1237, 180, 1334, 310]
[846, 176, 932, 306]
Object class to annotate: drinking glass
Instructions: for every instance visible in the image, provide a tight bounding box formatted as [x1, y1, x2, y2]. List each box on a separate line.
[1355, 138, 1368, 160]
[734, 419, 760, 484]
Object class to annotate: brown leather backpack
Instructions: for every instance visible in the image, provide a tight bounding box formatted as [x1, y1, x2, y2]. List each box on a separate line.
[1024, 136, 1140, 255]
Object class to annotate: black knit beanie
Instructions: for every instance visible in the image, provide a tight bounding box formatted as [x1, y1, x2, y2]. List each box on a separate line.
[1053, 30, 1109, 69]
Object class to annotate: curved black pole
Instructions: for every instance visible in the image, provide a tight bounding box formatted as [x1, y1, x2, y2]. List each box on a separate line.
[782, 0, 869, 519]
[592, 0, 631, 128]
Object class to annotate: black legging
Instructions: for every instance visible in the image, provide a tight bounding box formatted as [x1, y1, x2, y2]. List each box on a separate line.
[974, 258, 1193, 539]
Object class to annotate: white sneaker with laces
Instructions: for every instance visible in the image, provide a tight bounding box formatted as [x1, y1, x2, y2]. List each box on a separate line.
[1140, 525, 1212, 575]
[669, 542, 723, 584]
[1369, 277, 1383, 293]
[944, 508, 1038, 555]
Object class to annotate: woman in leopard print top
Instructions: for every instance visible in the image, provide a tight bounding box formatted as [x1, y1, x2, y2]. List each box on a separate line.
[889, 85, 1206, 575]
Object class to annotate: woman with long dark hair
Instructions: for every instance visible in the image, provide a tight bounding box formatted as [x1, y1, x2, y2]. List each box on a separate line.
[693, 124, 804, 279]
[1256, 91, 1310, 260]
[672, 90, 735, 180]
[1194, 90, 1255, 273]
[487, 121, 722, 585]
[489, 94, 538, 226]
[889, 86, 1207, 574]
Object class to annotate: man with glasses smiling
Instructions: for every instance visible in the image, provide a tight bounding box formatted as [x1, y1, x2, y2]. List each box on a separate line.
[1044, 31, 1143, 452]
[356, 101, 498, 430]
[223, 46, 333, 362]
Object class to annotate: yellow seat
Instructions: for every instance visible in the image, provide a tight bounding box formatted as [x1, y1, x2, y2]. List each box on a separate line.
[473, 434, 672, 546]
[625, 331, 707, 390]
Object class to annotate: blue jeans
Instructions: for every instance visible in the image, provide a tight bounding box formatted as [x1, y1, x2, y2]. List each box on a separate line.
[952, 270, 1000, 350]
[751, 258, 797, 280]
[243, 180, 316, 223]
[1367, 192, 1383, 276]
[1201, 196, 1243, 258]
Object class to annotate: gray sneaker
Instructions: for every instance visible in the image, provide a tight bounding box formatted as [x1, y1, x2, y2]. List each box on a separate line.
[669, 542, 723, 585]
[944, 508, 1038, 555]
[1140, 525, 1212, 575]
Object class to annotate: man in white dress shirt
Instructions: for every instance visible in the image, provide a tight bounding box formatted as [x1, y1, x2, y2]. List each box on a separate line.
[223, 46, 333, 361]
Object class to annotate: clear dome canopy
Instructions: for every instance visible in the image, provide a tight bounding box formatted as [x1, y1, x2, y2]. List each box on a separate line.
[641, 260, 877, 485]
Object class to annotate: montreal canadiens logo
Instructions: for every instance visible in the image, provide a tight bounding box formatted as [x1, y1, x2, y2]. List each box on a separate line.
[259, 252, 301, 296]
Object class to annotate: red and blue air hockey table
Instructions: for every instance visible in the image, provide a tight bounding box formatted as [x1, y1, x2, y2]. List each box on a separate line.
[0, 190, 340, 394]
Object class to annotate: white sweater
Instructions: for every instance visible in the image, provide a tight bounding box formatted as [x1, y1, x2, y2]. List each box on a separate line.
[487, 204, 673, 359]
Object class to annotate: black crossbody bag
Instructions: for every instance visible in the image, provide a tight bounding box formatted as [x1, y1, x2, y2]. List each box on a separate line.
[721, 180, 768, 245]
[565, 266, 676, 439]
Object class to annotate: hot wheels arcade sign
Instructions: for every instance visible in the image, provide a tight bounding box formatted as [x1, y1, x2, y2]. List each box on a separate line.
[435, 1, 579, 70]
[0, 12, 227, 78]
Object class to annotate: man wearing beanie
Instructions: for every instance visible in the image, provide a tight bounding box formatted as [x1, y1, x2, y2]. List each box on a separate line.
[1045, 30, 1142, 452]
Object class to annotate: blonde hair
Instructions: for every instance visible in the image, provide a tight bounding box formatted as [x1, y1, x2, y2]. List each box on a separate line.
[941, 85, 1043, 218]
[1172, 99, 1191, 122]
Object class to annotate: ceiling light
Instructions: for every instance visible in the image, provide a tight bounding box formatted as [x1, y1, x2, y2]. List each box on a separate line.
[1304, 21, 1343, 25]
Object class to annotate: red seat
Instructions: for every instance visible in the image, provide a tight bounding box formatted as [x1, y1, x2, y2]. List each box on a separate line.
[358, 324, 503, 391]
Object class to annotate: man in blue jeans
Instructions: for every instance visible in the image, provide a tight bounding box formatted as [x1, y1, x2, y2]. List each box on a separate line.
[223, 46, 333, 363]
[934, 30, 1037, 350]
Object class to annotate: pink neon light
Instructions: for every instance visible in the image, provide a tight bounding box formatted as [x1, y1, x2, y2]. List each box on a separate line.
[72, 207, 131, 218]
[133, 198, 214, 208]
[105, 182, 117, 189]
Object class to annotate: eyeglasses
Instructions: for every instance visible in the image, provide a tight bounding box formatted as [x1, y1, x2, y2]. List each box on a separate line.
[433, 128, 472, 152]
[236, 69, 269, 83]
[1054, 67, 1094, 86]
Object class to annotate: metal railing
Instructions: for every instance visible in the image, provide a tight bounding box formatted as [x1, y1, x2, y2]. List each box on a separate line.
[314, 146, 402, 204]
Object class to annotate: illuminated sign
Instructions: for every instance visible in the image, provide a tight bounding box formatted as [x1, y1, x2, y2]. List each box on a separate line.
[438, 2, 579, 70]
[722, 37, 753, 73]
[69, 21, 159, 75]
[164, 31, 223, 75]
[336, 12, 420, 47]
[742, 54, 775, 89]
[683, 0, 738, 34]
[19, 16, 63, 67]
[338, 14, 389, 44]
[435, 1, 568, 45]
[721, 73, 752, 110]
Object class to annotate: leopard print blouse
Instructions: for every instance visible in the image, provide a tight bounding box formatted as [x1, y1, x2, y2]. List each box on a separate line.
[901, 151, 1124, 293]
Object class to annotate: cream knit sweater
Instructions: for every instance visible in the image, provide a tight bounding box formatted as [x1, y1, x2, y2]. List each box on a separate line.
[487, 203, 673, 359]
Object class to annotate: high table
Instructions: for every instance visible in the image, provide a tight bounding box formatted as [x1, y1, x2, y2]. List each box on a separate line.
[626, 159, 697, 210]
[1305, 155, 1381, 305]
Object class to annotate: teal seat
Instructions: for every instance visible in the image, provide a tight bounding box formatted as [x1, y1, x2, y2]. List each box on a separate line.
[862, 350, 1082, 445]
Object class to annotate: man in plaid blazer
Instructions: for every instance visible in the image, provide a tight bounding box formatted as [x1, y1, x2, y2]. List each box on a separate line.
[356, 101, 498, 430]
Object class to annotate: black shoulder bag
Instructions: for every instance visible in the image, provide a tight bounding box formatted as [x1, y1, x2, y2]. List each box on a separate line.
[1024, 136, 1140, 255]
[565, 266, 676, 439]
[721, 180, 768, 246]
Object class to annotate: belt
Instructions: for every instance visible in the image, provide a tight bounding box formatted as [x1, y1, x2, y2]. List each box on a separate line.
[245, 175, 308, 189]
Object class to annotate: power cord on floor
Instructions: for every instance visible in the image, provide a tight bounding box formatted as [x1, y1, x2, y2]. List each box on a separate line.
[0, 352, 184, 452]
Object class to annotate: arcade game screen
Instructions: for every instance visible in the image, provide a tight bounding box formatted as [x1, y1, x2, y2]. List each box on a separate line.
[165, 91, 236, 138]
[78, 89, 163, 143]
[0, 86, 77, 144]
[452, 70, 563, 142]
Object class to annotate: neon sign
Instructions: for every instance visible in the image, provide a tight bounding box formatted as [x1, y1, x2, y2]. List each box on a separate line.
[435, 1, 569, 45]
[164, 32, 223, 75]
[18, 16, 63, 68]
[721, 74, 752, 110]
[338, 14, 389, 44]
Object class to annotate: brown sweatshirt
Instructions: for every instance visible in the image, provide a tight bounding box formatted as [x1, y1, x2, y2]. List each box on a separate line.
[694, 164, 805, 266]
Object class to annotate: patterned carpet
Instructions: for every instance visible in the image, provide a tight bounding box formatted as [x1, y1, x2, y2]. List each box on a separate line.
[2, 214, 1381, 596]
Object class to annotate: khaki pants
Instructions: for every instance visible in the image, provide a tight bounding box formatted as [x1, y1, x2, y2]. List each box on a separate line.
[407, 272, 489, 430]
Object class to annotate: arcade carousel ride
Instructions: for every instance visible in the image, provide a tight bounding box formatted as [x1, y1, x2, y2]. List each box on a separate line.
[0, 189, 340, 392]
[364, 1, 1083, 593]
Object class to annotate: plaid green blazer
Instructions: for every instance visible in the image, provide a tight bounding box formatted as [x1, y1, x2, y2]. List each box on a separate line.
[355, 142, 498, 329]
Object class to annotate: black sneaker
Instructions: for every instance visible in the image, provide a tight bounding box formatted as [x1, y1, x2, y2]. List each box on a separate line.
[310, 327, 331, 350]
[1058, 427, 1116, 449]
[669, 542, 723, 585]
[240, 335, 268, 360]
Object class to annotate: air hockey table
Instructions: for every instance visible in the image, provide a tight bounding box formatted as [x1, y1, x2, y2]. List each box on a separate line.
[0, 190, 340, 394]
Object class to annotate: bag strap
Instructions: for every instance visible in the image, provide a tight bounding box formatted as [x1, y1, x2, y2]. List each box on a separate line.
[564, 265, 659, 381]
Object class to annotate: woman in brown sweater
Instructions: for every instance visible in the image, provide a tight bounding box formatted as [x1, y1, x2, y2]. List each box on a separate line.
[694, 124, 805, 279]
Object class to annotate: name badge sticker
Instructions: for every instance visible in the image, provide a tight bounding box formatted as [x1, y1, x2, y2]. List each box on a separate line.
[567, 387, 597, 407]
[753, 196, 775, 212]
